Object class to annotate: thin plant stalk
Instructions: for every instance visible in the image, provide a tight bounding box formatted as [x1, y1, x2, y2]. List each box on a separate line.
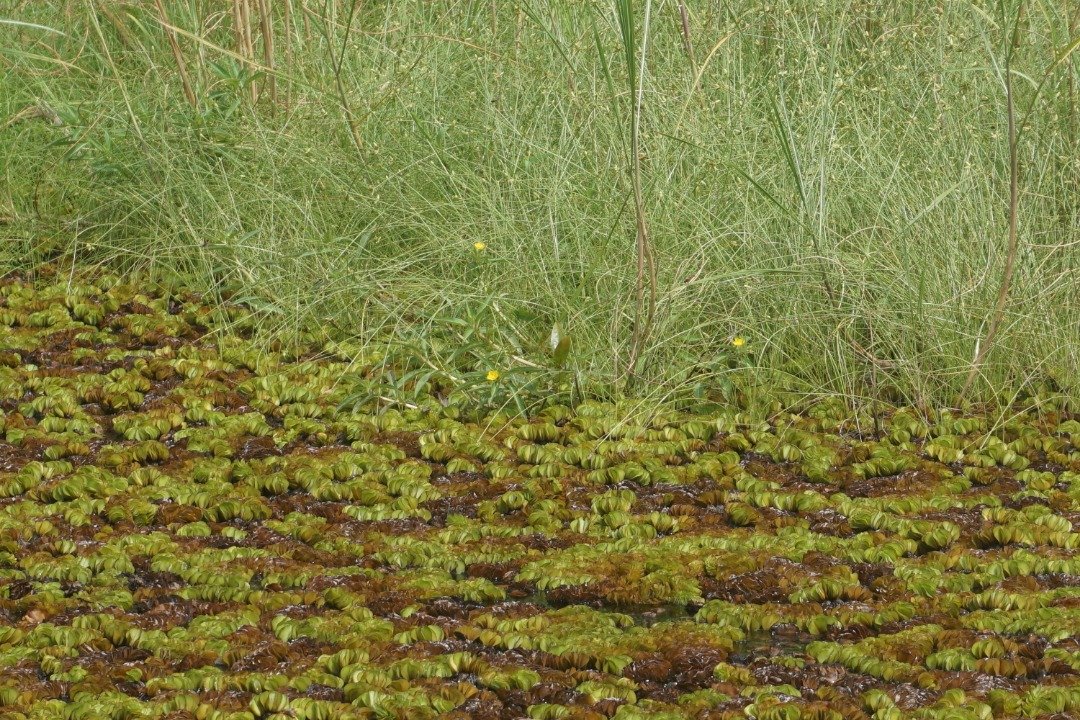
[957, 1, 1080, 401]
[677, 2, 696, 74]
[616, 0, 658, 384]
[961, 2, 1022, 402]
[231, 0, 245, 63]
[258, 0, 277, 112]
[283, 0, 293, 111]
[154, 0, 197, 108]
[1012, 1, 1026, 49]
[240, 0, 257, 102]
[322, 0, 365, 154]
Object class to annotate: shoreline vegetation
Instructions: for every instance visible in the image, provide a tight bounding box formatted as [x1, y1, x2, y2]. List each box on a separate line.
[2, 5, 1080, 716]
[1, 1, 1076, 414]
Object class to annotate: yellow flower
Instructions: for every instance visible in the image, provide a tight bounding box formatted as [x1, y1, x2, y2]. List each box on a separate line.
[731, 336, 746, 348]
[473, 242, 486, 251]
[486, 370, 500, 382]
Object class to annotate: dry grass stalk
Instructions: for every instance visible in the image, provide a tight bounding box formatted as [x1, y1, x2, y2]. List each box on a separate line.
[258, 0, 277, 112]
[238, 0, 257, 102]
[230, 0, 248, 99]
[283, 0, 293, 111]
[231, 0, 244, 56]
[153, 0, 197, 108]
[677, 2, 696, 74]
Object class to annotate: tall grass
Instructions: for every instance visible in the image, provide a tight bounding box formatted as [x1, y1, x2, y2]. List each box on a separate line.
[1, 1, 1077, 411]
[613, 0, 658, 386]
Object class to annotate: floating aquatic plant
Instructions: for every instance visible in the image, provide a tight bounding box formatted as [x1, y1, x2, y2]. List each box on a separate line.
[0, 275, 1076, 718]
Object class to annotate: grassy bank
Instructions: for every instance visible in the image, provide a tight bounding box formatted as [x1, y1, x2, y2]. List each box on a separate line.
[1, 1, 1078, 412]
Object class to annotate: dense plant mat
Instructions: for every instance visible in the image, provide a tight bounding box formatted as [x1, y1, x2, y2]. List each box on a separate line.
[0, 275, 1079, 720]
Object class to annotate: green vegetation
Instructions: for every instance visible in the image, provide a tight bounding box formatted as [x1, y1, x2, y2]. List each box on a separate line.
[2, 1, 1077, 408]
[0, 275, 1079, 719]
[3, 4, 1079, 715]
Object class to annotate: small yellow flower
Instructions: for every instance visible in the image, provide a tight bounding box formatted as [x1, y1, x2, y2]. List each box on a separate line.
[486, 370, 500, 382]
[731, 336, 746, 348]
[473, 242, 487, 251]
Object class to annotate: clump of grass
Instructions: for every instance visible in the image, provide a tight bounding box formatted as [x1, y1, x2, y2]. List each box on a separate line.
[0, 1, 1077, 412]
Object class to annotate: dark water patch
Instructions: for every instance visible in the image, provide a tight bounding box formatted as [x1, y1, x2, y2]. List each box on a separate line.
[729, 626, 813, 664]
[624, 603, 693, 627]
